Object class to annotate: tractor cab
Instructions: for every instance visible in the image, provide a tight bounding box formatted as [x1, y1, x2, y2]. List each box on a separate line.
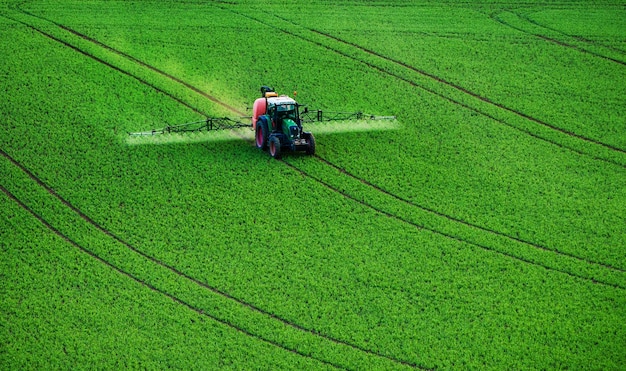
[266, 97, 300, 133]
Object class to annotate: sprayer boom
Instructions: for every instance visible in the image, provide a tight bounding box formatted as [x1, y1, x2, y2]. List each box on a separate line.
[128, 86, 396, 159]
[129, 117, 252, 136]
[299, 110, 396, 123]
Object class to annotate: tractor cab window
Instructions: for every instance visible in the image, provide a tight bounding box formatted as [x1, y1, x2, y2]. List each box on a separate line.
[277, 104, 295, 112]
[277, 104, 296, 121]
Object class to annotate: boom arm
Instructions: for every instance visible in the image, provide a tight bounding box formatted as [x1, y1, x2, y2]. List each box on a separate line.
[299, 108, 395, 123]
[128, 117, 252, 136]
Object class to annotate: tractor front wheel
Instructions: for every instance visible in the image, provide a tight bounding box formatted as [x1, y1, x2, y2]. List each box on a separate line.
[269, 136, 282, 159]
[255, 120, 267, 150]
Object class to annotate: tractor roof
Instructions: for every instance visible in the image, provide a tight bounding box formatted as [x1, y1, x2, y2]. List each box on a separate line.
[267, 95, 296, 106]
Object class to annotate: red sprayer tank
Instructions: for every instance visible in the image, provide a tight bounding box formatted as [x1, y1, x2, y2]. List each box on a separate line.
[252, 89, 279, 129]
[252, 98, 266, 130]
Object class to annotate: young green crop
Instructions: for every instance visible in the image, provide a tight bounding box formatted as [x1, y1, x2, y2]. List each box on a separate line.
[1, 193, 333, 370]
[2, 0, 626, 369]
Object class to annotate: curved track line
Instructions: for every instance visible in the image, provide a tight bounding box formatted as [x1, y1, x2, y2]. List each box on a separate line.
[2, 12, 427, 370]
[270, 13, 626, 156]
[517, 4, 626, 55]
[10, 3, 244, 116]
[2, 14, 204, 116]
[314, 155, 626, 274]
[53, 22, 247, 116]
[280, 160, 626, 291]
[490, 9, 626, 66]
[16, 8, 626, 284]
[15, 1, 626, 269]
[2, 8, 624, 368]
[0, 117, 423, 371]
[526, 18, 626, 55]
[0, 184, 342, 370]
[8, 1, 624, 367]
[7, 0, 625, 347]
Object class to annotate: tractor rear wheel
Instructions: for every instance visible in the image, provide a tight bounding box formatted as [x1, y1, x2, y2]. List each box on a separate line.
[255, 121, 267, 150]
[269, 136, 282, 159]
[304, 132, 316, 155]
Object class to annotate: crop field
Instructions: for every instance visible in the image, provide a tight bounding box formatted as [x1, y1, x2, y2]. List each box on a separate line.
[1, 0, 625, 369]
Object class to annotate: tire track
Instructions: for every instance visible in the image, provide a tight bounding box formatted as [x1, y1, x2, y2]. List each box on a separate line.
[0, 14, 427, 370]
[490, 9, 626, 66]
[10, 3, 245, 116]
[517, 6, 626, 55]
[6, 3, 624, 368]
[14, 7, 626, 284]
[268, 13, 626, 157]
[209, 9, 626, 276]
[6, 2, 623, 368]
[279, 160, 626, 291]
[52, 22, 247, 116]
[1, 13, 204, 117]
[0, 100, 423, 371]
[0, 184, 343, 370]
[525, 21, 626, 56]
[3, 6, 624, 369]
[314, 155, 626, 275]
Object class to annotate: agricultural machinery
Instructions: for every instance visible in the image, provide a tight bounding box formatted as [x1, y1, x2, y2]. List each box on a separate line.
[129, 86, 395, 159]
[253, 86, 314, 158]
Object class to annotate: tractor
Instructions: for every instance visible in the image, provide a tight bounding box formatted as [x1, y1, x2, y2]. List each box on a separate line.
[128, 85, 395, 159]
[252, 86, 314, 159]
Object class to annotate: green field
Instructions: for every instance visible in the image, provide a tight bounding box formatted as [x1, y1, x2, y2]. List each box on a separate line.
[2, 0, 625, 369]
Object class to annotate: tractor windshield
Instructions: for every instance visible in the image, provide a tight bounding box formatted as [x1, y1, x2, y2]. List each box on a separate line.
[277, 103, 295, 112]
[276, 103, 297, 121]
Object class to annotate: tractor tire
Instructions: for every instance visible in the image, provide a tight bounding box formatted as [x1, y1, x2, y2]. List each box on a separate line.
[255, 120, 267, 150]
[269, 135, 282, 159]
[304, 132, 316, 155]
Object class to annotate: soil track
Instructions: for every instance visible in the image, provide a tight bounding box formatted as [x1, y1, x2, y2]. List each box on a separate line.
[219, 8, 626, 170]
[4, 2, 626, 369]
[283, 158, 626, 291]
[490, 9, 626, 66]
[4, 14, 204, 116]
[11, 1, 245, 116]
[315, 155, 626, 275]
[518, 11, 626, 55]
[0, 183, 344, 370]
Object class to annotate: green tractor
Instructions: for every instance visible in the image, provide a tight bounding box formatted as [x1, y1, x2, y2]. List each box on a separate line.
[252, 86, 315, 159]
